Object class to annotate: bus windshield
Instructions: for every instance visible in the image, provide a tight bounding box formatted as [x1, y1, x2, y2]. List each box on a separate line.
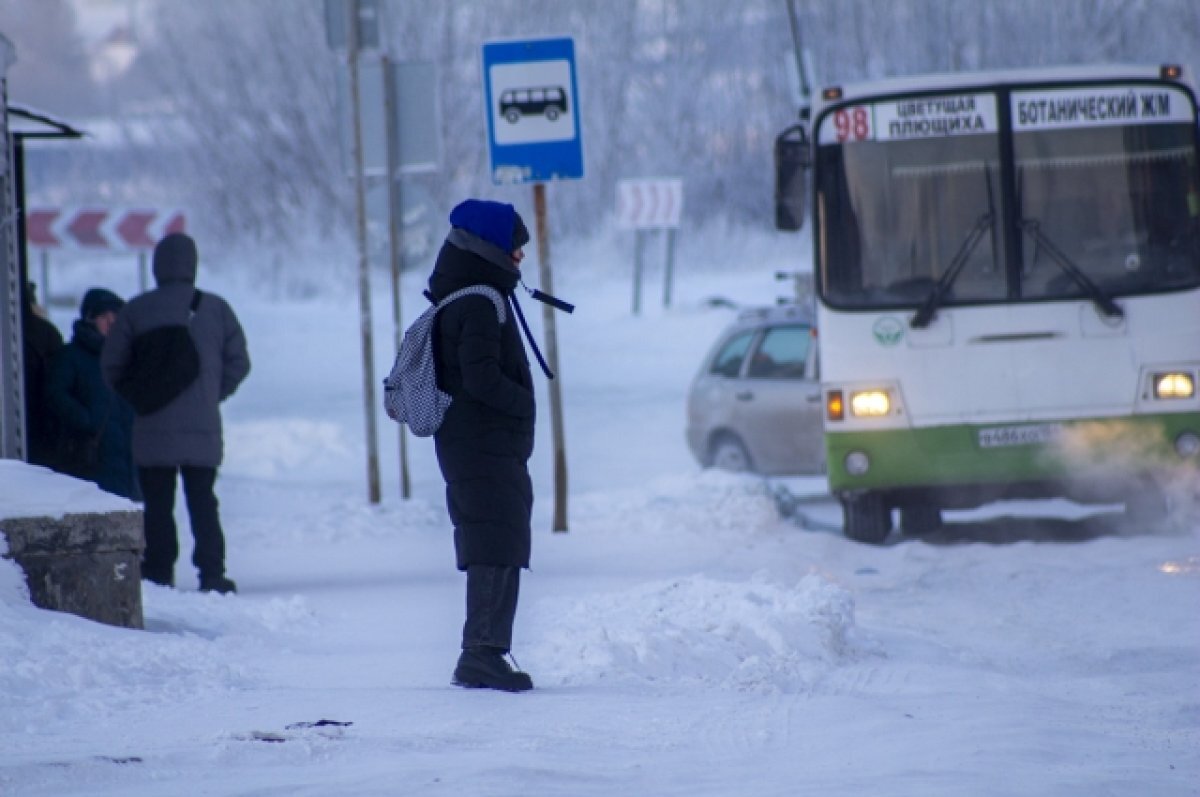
[816, 82, 1200, 311]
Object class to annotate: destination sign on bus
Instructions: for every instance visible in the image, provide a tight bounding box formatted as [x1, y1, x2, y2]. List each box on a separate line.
[819, 93, 997, 144]
[1012, 85, 1194, 131]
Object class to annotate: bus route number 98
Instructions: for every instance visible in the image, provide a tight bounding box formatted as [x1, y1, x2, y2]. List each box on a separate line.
[833, 107, 871, 142]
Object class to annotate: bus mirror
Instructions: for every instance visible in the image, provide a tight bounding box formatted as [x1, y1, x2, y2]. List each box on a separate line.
[774, 124, 810, 232]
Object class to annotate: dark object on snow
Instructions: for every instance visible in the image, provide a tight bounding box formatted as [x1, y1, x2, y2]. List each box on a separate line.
[0, 510, 144, 629]
[453, 647, 533, 692]
[113, 290, 202, 416]
[285, 720, 353, 730]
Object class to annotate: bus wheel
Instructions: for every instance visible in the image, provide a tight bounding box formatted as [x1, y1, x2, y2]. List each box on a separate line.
[900, 504, 942, 536]
[505, 110, 520, 124]
[842, 492, 892, 545]
[1125, 482, 1168, 525]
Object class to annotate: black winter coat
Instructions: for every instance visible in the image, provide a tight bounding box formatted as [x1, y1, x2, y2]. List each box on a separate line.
[48, 320, 141, 501]
[429, 239, 536, 570]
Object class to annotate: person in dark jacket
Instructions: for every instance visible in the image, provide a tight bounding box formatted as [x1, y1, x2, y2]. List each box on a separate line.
[101, 233, 251, 594]
[47, 288, 141, 501]
[21, 283, 64, 468]
[432, 199, 537, 692]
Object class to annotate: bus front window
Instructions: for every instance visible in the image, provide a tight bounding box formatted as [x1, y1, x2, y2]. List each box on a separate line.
[816, 93, 1006, 310]
[1013, 84, 1200, 299]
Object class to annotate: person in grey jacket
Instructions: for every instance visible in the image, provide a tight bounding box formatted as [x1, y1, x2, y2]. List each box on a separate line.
[101, 232, 250, 593]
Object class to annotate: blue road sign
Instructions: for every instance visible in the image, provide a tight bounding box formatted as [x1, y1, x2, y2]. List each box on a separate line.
[482, 37, 584, 184]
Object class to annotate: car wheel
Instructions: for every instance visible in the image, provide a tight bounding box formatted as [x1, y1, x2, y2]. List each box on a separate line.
[899, 503, 942, 536]
[842, 492, 892, 544]
[710, 435, 753, 473]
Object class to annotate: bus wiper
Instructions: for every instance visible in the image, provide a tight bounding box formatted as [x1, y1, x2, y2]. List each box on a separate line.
[910, 210, 995, 328]
[1019, 218, 1124, 319]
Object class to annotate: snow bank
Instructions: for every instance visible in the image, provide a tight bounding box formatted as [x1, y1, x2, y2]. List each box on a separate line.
[0, 557, 317, 731]
[528, 572, 875, 693]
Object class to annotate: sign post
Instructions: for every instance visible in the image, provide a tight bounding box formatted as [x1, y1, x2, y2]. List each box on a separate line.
[482, 36, 583, 533]
[615, 178, 683, 313]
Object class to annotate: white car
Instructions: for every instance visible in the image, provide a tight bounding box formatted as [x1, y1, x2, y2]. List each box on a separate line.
[686, 304, 825, 475]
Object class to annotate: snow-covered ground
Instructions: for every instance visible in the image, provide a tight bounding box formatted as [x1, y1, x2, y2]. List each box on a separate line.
[2, 228, 1198, 796]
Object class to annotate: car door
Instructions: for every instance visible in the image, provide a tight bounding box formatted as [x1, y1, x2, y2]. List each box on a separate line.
[689, 328, 758, 457]
[732, 324, 824, 473]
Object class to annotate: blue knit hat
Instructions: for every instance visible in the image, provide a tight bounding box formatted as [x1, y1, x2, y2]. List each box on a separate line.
[449, 199, 530, 253]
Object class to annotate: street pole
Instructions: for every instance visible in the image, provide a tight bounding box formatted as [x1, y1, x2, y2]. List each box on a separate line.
[533, 184, 568, 532]
[382, 55, 410, 499]
[662, 228, 677, 308]
[347, 0, 382, 504]
[632, 229, 644, 315]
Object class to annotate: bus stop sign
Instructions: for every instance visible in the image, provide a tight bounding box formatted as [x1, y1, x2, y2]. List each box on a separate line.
[482, 37, 584, 185]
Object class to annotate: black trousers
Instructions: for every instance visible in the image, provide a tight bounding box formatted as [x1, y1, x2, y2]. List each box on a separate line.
[462, 565, 520, 652]
[139, 465, 227, 583]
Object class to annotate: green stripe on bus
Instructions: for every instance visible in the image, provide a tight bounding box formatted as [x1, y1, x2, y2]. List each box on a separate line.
[825, 412, 1200, 491]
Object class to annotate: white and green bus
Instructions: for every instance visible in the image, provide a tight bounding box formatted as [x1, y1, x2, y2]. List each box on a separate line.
[785, 64, 1200, 542]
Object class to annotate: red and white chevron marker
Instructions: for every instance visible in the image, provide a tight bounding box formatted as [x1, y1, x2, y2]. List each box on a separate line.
[25, 208, 186, 251]
[615, 178, 683, 230]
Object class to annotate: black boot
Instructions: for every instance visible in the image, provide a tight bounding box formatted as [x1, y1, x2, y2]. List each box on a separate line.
[199, 574, 238, 594]
[141, 565, 173, 587]
[453, 647, 533, 692]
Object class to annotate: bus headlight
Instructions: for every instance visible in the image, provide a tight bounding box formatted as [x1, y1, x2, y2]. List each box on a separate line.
[1154, 372, 1195, 399]
[850, 390, 891, 417]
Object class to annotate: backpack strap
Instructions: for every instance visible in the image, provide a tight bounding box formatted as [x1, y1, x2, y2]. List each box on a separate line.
[436, 285, 507, 324]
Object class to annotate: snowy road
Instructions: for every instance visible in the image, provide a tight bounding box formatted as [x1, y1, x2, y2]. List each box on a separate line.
[2, 246, 1198, 795]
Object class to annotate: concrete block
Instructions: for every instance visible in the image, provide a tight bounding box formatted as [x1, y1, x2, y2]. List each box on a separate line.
[1, 510, 144, 629]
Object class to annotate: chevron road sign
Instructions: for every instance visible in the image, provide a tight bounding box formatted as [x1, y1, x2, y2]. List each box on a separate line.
[615, 178, 683, 229]
[25, 208, 186, 251]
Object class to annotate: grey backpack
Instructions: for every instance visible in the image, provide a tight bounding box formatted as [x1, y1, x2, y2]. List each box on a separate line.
[383, 285, 507, 436]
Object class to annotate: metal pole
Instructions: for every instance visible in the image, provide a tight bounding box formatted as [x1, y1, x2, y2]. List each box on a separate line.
[39, 249, 49, 307]
[137, 250, 147, 293]
[662, 228, 677, 308]
[533, 184, 568, 532]
[632, 229, 644, 315]
[347, 0, 382, 504]
[382, 55, 410, 499]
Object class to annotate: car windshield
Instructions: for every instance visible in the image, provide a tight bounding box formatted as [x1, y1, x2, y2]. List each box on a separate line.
[815, 83, 1200, 310]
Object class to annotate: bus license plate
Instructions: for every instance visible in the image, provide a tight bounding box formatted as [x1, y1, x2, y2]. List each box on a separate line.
[977, 423, 1063, 449]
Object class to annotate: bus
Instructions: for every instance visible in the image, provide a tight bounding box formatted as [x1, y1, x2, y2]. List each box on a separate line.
[776, 64, 1200, 543]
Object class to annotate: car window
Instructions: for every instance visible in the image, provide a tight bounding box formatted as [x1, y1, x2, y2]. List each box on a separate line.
[709, 330, 756, 378]
[746, 325, 811, 379]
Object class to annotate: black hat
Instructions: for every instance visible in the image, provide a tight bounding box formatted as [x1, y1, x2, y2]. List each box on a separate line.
[512, 211, 530, 251]
[80, 288, 124, 320]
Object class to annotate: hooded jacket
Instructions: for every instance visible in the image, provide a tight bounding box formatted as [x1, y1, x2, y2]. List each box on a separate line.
[430, 200, 536, 570]
[101, 234, 251, 467]
[49, 318, 140, 499]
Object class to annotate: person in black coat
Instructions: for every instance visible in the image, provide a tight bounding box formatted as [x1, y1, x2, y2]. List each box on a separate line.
[431, 199, 537, 692]
[47, 288, 141, 501]
[21, 283, 64, 468]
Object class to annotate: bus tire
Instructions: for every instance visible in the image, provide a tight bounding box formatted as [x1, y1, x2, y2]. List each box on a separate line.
[842, 492, 891, 545]
[1125, 482, 1168, 525]
[900, 504, 942, 536]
